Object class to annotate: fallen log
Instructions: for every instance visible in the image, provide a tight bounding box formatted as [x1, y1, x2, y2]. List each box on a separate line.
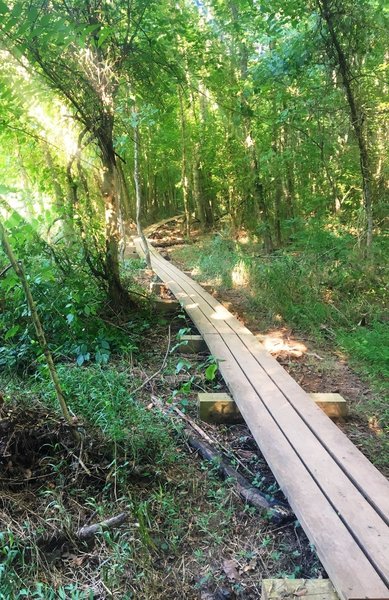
[145, 214, 184, 236]
[149, 238, 197, 248]
[186, 431, 293, 525]
[149, 395, 293, 524]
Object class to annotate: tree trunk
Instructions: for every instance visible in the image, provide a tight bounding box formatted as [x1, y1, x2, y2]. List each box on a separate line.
[274, 179, 282, 248]
[117, 161, 134, 220]
[248, 139, 273, 253]
[192, 146, 205, 225]
[179, 89, 191, 237]
[133, 113, 151, 267]
[101, 154, 133, 307]
[318, 0, 374, 253]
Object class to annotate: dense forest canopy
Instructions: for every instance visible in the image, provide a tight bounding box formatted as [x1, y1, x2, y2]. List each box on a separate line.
[0, 0, 387, 275]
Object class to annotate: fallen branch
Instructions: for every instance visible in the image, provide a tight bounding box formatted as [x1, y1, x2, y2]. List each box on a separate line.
[186, 431, 293, 525]
[77, 512, 128, 541]
[36, 512, 129, 550]
[150, 396, 293, 525]
[172, 404, 215, 446]
[171, 403, 253, 476]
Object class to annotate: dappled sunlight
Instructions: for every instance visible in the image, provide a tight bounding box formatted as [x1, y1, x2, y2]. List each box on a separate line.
[368, 416, 384, 436]
[187, 302, 199, 310]
[0, 195, 50, 239]
[29, 103, 78, 159]
[231, 260, 249, 288]
[192, 265, 222, 287]
[256, 329, 307, 358]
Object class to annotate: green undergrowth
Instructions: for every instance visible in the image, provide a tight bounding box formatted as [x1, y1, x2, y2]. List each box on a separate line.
[173, 221, 388, 423]
[0, 214, 152, 374]
[4, 362, 177, 467]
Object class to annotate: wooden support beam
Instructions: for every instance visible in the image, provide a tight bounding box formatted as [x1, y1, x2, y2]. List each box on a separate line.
[150, 281, 164, 295]
[261, 579, 339, 600]
[198, 392, 244, 425]
[310, 393, 348, 419]
[153, 297, 180, 315]
[124, 245, 139, 259]
[198, 391, 348, 423]
[176, 334, 207, 354]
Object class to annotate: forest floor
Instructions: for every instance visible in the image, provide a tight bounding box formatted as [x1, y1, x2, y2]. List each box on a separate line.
[0, 319, 322, 599]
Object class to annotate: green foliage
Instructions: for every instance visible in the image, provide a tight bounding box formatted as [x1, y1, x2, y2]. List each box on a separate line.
[31, 362, 176, 465]
[0, 220, 146, 371]
[337, 323, 389, 393]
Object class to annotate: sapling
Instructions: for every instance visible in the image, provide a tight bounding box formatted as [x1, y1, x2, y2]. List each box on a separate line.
[0, 219, 79, 440]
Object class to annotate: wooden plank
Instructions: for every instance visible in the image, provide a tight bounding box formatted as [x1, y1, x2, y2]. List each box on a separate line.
[203, 332, 389, 600]
[134, 238, 218, 335]
[239, 333, 389, 524]
[146, 239, 389, 522]
[220, 332, 389, 586]
[135, 238, 389, 598]
[153, 297, 180, 315]
[148, 246, 251, 335]
[147, 258, 219, 335]
[175, 335, 207, 354]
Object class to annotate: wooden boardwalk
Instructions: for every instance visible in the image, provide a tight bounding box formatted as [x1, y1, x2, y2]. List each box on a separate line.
[134, 238, 389, 600]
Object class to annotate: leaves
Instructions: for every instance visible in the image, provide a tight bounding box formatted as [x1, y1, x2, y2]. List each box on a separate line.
[205, 363, 218, 381]
[4, 324, 20, 340]
[222, 558, 240, 581]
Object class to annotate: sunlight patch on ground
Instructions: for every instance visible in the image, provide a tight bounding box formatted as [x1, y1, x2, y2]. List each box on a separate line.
[256, 329, 307, 358]
[192, 265, 222, 287]
[368, 416, 384, 436]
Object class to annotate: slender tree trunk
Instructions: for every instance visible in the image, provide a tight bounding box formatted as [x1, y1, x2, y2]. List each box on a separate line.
[192, 147, 205, 226]
[282, 122, 295, 221]
[318, 0, 374, 253]
[274, 179, 282, 248]
[247, 136, 273, 253]
[117, 161, 135, 220]
[179, 89, 191, 237]
[133, 112, 151, 267]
